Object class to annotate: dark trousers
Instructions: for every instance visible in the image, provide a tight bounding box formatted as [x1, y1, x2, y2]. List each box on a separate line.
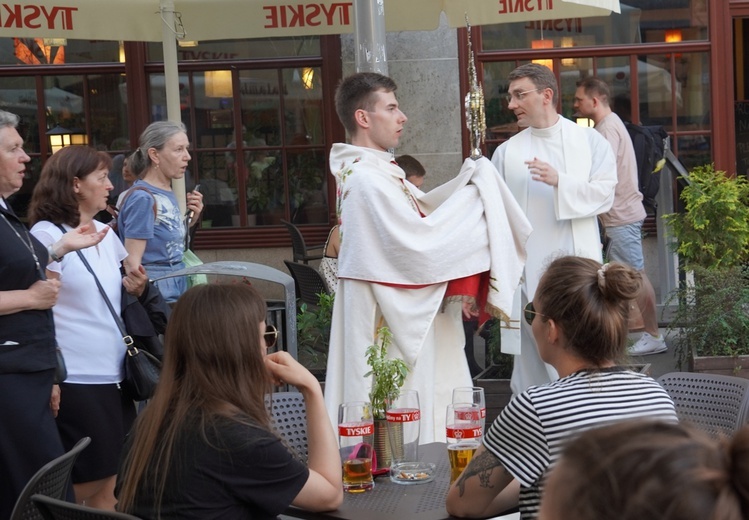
[0, 369, 67, 520]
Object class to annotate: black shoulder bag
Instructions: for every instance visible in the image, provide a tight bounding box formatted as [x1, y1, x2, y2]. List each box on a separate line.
[67, 239, 162, 401]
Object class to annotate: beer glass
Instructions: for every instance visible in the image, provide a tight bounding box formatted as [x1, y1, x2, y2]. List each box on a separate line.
[445, 402, 482, 484]
[452, 386, 486, 434]
[338, 401, 375, 493]
[386, 390, 422, 483]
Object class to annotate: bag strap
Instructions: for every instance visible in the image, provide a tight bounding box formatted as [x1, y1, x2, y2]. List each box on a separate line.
[55, 225, 134, 350]
[119, 185, 158, 218]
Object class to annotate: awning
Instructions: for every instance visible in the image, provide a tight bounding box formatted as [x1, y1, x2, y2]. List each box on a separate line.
[0, 1, 620, 41]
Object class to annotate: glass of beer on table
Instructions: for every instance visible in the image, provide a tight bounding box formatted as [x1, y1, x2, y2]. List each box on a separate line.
[452, 386, 486, 433]
[338, 401, 375, 493]
[446, 402, 483, 484]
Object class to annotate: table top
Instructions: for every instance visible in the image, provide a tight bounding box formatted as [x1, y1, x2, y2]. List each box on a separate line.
[285, 442, 457, 520]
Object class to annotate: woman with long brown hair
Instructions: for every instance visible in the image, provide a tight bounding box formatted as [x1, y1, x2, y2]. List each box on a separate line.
[117, 283, 342, 519]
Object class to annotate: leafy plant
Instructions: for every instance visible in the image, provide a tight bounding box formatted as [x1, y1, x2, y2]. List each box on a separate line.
[662, 164, 749, 270]
[477, 318, 513, 379]
[364, 327, 410, 420]
[297, 292, 334, 368]
[667, 266, 749, 367]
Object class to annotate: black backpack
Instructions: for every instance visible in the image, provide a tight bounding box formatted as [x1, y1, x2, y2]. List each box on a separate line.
[624, 122, 668, 211]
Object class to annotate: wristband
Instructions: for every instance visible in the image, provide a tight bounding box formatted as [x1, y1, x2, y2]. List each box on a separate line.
[48, 244, 64, 262]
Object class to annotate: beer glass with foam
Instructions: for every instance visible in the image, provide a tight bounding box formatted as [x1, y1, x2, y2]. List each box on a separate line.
[445, 402, 482, 484]
[338, 401, 375, 493]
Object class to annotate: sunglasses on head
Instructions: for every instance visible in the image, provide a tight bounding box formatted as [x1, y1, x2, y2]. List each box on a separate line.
[524, 301, 548, 326]
[264, 324, 278, 350]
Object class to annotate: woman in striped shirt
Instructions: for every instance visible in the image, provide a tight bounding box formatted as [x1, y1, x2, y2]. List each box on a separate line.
[446, 256, 677, 520]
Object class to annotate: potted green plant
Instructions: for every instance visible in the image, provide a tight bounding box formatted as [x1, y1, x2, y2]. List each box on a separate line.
[663, 163, 749, 376]
[364, 326, 410, 468]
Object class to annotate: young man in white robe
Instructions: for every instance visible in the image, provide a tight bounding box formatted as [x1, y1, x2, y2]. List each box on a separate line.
[490, 64, 617, 394]
[325, 72, 531, 442]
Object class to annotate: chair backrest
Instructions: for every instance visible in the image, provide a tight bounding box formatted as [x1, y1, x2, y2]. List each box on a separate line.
[11, 437, 91, 520]
[281, 220, 322, 264]
[31, 495, 142, 520]
[657, 371, 749, 438]
[284, 260, 329, 307]
[270, 391, 309, 463]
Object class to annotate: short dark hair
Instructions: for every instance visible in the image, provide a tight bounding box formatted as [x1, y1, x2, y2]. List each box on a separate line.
[29, 146, 112, 227]
[508, 63, 558, 105]
[396, 155, 425, 179]
[576, 77, 611, 107]
[334, 72, 398, 135]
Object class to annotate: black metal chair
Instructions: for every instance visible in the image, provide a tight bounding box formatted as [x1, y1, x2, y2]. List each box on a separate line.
[31, 495, 142, 520]
[657, 371, 749, 438]
[281, 220, 324, 264]
[283, 260, 329, 307]
[10, 437, 91, 520]
[270, 391, 309, 463]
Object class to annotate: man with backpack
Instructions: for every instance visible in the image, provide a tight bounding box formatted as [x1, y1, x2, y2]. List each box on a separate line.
[574, 77, 667, 356]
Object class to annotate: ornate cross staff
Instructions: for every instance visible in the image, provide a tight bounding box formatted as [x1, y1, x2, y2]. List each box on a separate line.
[464, 15, 487, 160]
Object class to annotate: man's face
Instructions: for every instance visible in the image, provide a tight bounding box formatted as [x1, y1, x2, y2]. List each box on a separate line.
[573, 87, 596, 118]
[507, 78, 549, 128]
[0, 126, 30, 198]
[361, 89, 407, 152]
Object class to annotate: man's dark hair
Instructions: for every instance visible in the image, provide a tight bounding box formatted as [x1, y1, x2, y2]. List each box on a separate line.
[334, 72, 398, 135]
[576, 77, 612, 107]
[508, 63, 558, 105]
[396, 155, 426, 179]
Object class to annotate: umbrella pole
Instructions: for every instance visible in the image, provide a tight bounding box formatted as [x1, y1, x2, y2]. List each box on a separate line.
[353, 0, 388, 74]
[161, 0, 187, 216]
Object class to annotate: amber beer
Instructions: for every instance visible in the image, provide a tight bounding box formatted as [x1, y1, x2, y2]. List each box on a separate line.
[342, 457, 374, 492]
[447, 441, 479, 483]
[338, 402, 375, 493]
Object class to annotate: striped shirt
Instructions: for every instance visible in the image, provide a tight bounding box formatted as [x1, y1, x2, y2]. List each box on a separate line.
[483, 368, 677, 519]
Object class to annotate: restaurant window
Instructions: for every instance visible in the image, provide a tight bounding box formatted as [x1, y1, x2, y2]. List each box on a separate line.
[147, 37, 321, 62]
[149, 65, 329, 229]
[0, 38, 120, 65]
[481, 0, 708, 51]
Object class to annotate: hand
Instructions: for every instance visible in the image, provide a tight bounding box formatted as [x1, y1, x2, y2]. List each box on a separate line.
[58, 223, 109, 256]
[50, 384, 60, 417]
[462, 296, 479, 320]
[122, 264, 149, 297]
[186, 189, 204, 226]
[28, 279, 62, 310]
[525, 157, 559, 187]
[264, 351, 319, 392]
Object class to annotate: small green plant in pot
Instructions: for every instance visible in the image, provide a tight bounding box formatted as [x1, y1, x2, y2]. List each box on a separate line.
[663, 163, 749, 375]
[296, 292, 334, 378]
[364, 326, 410, 468]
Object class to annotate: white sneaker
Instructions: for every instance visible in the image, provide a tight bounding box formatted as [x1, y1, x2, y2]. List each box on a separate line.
[628, 332, 668, 356]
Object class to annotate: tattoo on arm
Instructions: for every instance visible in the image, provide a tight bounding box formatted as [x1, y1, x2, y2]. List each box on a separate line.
[455, 451, 509, 496]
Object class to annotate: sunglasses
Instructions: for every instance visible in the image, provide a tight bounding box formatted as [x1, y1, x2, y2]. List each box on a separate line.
[264, 324, 279, 350]
[524, 301, 548, 326]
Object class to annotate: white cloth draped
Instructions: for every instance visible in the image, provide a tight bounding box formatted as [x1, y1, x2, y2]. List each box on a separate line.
[324, 144, 531, 442]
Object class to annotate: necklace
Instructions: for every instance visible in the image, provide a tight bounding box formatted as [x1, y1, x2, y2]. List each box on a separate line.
[0, 211, 44, 278]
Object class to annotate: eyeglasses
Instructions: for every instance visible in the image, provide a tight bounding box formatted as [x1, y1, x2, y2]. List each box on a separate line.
[504, 87, 545, 104]
[264, 324, 279, 350]
[524, 301, 548, 326]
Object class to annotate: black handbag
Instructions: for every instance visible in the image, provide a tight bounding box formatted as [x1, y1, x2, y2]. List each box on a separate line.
[53, 347, 67, 384]
[68, 240, 163, 401]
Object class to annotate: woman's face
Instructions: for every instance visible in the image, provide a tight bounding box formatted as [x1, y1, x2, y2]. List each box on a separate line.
[0, 126, 30, 198]
[76, 165, 113, 215]
[152, 132, 191, 179]
[122, 157, 137, 184]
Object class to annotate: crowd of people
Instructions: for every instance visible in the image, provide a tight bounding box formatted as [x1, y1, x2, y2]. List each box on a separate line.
[2, 61, 749, 520]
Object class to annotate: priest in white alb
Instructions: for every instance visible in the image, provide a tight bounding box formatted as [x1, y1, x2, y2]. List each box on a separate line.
[324, 72, 531, 442]
[491, 64, 617, 395]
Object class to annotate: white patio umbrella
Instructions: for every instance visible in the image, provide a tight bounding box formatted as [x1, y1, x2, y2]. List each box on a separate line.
[0, 0, 620, 208]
